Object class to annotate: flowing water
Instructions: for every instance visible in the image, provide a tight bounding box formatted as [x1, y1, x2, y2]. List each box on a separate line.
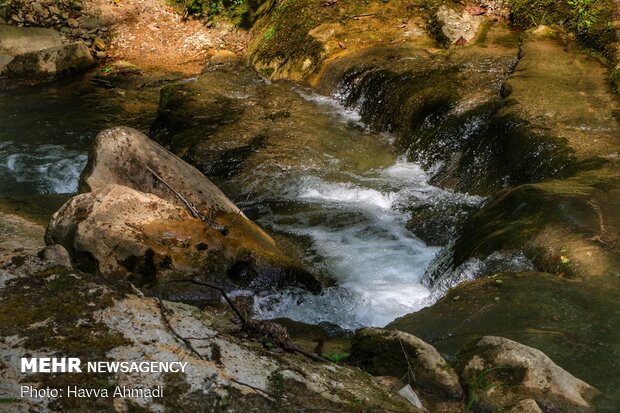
[0, 71, 482, 330]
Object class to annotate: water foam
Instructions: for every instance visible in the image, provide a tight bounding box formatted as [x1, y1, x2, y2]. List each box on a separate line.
[251, 160, 482, 329]
[0, 143, 87, 194]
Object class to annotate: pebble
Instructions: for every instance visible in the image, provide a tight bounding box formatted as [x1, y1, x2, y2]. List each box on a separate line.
[67, 18, 79, 28]
[95, 50, 107, 59]
[93, 37, 106, 51]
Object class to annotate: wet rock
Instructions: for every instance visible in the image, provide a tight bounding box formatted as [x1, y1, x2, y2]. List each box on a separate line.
[508, 399, 544, 413]
[0, 54, 13, 73]
[436, 6, 483, 45]
[388, 272, 620, 409]
[0, 212, 45, 267]
[456, 336, 599, 413]
[0, 25, 62, 55]
[37, 244, 72, 268]
[3, 42, 95, 79]
[351, 328, 464, 399]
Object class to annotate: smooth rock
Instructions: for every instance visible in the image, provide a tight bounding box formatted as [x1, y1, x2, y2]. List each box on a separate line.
[4, 42, 95, 79]
[79, 127, 283, 258]
[74, 128, 322, 293]
[0, 25, 62, 55]
[456, 336, 599, 413]
[436, 6, 483, 44]
[37, 244, 72, 268]
[351, 328, 464, 398]
[508, 399, 544, 413]
[66, 18, 79, 28]
[45, 184, 321, 293]
[201, 49, 240, 72]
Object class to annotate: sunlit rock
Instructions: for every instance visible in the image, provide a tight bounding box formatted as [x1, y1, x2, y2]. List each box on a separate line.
[456, 336, 599, 413]
[351, 328, 464, 399]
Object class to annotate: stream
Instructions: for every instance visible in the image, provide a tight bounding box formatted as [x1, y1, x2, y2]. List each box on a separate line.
[0, 70, 482, 330]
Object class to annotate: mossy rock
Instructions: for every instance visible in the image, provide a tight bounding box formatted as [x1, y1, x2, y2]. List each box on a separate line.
[447, 164, 620, 278]
[507, 0, 617, 62]
[247, 0, 439, 81]
[388, 272, 620, 412]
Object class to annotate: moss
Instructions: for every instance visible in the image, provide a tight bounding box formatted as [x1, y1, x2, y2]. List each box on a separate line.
[158, 83, 194, 111]
[507, 0, 617, 61]
[449, 166, 619, 275]
[0, 269, 128, 356]
[350, 332, 412, 379]
[474, 20, 492, 46]
[0, 267, 133, 412]
[250, 0, 326, 73]
[337, 59, 576, 194]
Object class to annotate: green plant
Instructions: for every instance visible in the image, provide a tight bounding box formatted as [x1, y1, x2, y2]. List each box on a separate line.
[177, 0, 247, 17]
[322, 352, 350, 363]
[567, 0, 598, 32]
[466, 367, 506, 411]
[267, 370, 285, 398]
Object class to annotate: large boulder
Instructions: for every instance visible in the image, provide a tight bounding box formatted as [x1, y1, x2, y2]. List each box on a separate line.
[47, 126, 323, 295]
[0, 267, 420, 413]
[46, 184, 320, 293]
[80, 126, 280, 256]
[350, 328, 464, 399]
[0, 25, 62, 55]
[3, 42, 95, 79]
[456, 336, 599, 413]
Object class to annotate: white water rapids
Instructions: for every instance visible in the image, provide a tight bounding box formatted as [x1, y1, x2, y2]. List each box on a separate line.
[249, 159, 482, 329]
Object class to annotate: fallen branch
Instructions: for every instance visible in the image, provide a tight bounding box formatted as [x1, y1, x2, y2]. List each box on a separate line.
[165, 278, 326, 363]
[157, 297, 205, 360]
[348, 12, 378, 19]
[165, 278, 247, 323]
[145, 165, 228, 235]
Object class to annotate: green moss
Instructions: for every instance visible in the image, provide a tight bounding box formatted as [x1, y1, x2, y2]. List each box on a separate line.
[508, 0, 617, 60]
[158, 83, 194, 111]
[475, 20, 492, 46]
[249, 0, 329, 77]
[0, 268, 128, 355]
[449, 166, 619, 274]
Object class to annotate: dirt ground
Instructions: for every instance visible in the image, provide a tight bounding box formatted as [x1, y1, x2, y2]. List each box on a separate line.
[82, 0, 250, 75]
